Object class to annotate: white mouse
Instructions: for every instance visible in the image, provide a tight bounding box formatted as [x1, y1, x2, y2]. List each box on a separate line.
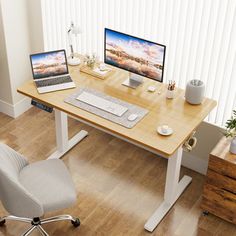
[128, 114, 138, 121]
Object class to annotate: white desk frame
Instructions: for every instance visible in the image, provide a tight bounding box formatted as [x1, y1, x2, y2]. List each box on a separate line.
[47, 109, 88, 160]
[48, 109, 192, 232]
[144, 148, 192, 232]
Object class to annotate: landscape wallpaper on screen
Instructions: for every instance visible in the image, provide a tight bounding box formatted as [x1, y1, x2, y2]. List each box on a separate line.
[105, 29, 165, 81]
[31, 51, 67, 79]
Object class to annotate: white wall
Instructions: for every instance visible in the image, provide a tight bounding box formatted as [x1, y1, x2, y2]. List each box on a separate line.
[0, 3, 13, 105]
[0, 0, 44, 117]
[27, 0, 44, 53]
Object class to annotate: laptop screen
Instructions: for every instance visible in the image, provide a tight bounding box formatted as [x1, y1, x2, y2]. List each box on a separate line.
[30, 50, 69, 80]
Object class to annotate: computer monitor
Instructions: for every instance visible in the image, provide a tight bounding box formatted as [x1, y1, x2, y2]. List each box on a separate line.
[104, 28, 166, 88]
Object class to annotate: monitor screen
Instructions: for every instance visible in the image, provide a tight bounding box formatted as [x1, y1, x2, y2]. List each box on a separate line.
[30, 50, 68, 79]
[104, 28, 166, 82]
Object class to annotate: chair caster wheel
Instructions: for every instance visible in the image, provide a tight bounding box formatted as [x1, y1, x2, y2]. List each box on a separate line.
[71, 218, 80, 227]
[0, 219, 6, 226]
[202, 211, 209, 216]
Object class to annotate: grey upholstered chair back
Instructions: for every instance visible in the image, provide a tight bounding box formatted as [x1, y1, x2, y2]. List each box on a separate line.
[0, 143, 44, 218]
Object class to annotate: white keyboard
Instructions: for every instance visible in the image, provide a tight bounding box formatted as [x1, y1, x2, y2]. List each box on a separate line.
[76, 91, 128, 117]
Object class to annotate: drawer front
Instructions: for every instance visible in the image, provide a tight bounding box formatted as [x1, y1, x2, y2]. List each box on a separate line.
[201, 184, 236, 224]
[208, 154, 236, 179]
[206, 169, 236, 194]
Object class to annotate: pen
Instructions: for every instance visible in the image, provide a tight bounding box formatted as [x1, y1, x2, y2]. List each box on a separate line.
[168, 80, 175, 91]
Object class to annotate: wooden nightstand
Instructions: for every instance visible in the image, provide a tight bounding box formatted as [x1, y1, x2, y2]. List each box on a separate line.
[201, 137, 236, 224]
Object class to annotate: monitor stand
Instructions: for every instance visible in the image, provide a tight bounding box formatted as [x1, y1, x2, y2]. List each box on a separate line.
[122, 73, 144, 89]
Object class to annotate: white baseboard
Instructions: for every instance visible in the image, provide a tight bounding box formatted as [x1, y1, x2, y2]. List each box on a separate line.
[0, 99, 14, 117]
[0, 98, 31, 118]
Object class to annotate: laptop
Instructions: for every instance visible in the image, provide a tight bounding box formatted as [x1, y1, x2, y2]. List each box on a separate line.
[30, 49, 76, 93]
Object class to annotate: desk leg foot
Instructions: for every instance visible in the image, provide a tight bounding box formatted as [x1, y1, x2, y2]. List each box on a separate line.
[47, 130, 88, 159]
[144, 202, 172, 232]
[144, 147, 192, 232]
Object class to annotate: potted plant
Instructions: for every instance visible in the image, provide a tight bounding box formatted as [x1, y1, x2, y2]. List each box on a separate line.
[84, 54, 97, 69]
[225, 110, 236, 154]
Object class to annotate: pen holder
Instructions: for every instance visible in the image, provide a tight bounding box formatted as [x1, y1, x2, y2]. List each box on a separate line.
[166, 89, 174, 99]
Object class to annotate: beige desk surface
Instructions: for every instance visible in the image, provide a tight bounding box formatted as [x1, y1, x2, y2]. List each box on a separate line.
[17, 65, 216, 157]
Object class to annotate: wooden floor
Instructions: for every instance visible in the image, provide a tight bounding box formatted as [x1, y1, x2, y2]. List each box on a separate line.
[0, 108, 235, 236]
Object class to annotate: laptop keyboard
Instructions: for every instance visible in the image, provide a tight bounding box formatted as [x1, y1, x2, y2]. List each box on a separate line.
[35, 75, 73, 88]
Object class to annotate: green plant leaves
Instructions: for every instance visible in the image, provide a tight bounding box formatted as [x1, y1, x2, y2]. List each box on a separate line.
[225, 110, 236, 138]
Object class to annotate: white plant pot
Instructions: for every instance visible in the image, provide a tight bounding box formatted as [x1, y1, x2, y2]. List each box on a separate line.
[230, 137, 236, 154]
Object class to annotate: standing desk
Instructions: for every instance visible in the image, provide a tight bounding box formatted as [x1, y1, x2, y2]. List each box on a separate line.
[17, 65, 216, 232]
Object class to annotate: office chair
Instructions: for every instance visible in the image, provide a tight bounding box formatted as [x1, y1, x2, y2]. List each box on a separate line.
[0, 143, 80, 236]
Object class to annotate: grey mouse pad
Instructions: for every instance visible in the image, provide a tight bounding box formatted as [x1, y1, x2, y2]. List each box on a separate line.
[64, 87, 149, 129]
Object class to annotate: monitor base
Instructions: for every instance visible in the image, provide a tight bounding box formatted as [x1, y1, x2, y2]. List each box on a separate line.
[122, 73, 144, 89]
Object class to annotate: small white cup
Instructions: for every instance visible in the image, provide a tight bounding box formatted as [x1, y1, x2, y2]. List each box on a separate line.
[166, 90, 174, 99]
[161, 125, 169, 134]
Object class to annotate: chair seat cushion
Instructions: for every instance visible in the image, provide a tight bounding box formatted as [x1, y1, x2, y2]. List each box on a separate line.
[19, 159, 76, 213]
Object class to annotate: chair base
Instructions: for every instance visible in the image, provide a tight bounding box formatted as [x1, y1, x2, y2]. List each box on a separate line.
[0, 214, 80, 236]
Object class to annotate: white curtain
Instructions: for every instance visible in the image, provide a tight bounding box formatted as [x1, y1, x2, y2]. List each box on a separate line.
[41, 0, 236, 127]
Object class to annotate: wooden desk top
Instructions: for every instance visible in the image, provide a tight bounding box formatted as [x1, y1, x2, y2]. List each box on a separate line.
[17, 65, 216, 157]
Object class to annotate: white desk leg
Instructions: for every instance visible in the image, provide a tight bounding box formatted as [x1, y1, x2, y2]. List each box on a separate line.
[47, 109, 88, 159]
[144, 147, 192, 232]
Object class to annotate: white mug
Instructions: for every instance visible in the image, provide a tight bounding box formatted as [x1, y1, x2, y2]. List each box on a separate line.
[161, 125, 169, 134]
[99, 63, 107, 71]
